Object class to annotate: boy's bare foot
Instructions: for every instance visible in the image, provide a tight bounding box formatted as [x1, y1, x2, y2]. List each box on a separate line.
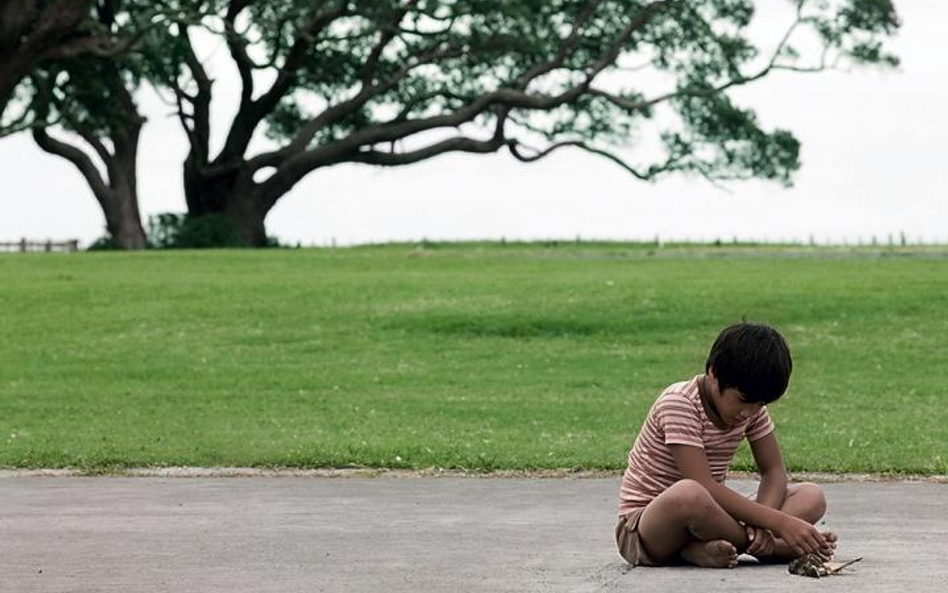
[679, 539, 739, 568]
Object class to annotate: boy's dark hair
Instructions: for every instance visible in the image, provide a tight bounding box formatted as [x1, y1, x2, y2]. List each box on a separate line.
[705, 323, 792, 404]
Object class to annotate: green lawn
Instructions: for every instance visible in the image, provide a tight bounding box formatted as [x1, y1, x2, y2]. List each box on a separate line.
[1, 243, 946, 474]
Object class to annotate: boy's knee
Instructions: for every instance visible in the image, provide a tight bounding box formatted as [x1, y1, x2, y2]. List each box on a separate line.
[792, 482, 827, 521]
[667, 479, 713, 518]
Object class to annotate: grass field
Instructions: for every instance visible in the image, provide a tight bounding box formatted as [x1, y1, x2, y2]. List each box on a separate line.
[1, 242, 946, 474]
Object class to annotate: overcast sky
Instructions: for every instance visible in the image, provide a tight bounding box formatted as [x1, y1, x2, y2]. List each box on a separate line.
[1, 0, 945, 247]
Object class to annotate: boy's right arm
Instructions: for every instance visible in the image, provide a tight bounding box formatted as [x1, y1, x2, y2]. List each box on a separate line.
[670, 444, 830, 557]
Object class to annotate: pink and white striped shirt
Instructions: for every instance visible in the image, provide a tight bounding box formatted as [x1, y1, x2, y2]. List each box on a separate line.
[618, 375, 774, 516]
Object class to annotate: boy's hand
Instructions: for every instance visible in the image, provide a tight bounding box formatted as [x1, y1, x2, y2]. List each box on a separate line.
[744, 525, 776, 558]
[774, 515, 831, 557]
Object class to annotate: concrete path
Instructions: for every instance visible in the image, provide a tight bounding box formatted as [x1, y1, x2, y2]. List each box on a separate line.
[1, 476, 946, 592]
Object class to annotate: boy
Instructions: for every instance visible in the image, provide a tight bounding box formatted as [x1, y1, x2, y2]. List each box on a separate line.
[615, 323, 836, 568]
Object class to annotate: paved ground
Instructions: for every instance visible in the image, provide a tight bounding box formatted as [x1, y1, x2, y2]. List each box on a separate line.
[1, 476, 946, 592]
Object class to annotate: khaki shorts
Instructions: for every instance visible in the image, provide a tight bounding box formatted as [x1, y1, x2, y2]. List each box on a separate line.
[615, 507, 660, 567]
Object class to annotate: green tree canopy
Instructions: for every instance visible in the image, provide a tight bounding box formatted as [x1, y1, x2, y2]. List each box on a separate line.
[0, 0, 143, 126]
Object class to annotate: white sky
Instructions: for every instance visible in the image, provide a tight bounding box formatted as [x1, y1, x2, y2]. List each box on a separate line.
[1, 0, 945, 247]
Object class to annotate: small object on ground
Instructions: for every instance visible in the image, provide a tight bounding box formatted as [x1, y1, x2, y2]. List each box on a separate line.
[824, 557, 863, 573]
[788, 554, 828, 578]
[788, 555, 863, 578]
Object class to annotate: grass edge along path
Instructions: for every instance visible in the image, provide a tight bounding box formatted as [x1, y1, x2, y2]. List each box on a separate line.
[2, 467, 948, 484]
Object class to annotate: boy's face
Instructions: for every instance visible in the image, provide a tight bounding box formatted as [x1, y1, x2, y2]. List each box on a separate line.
[707, 369, 763, 428]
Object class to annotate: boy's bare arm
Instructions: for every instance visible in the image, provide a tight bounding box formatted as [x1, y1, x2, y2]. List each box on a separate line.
[670, 444, 829, 557]
[670, 443, 785, 528]
[749, 432, 789, 509]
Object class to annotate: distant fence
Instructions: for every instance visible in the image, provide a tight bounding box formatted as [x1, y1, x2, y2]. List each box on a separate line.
[0, 239, 80, 253]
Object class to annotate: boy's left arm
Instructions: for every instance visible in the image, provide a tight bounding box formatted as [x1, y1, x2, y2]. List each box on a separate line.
[750, 432, 789, 508]
[745, 432, 789, 555]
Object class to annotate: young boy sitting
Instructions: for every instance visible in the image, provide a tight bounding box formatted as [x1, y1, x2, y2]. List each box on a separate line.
[616, 323, 836, 568]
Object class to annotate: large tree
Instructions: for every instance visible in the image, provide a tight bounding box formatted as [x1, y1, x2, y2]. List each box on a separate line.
[2, 1, 172, 249]
[26, 57, 149, 249]
[6, 1, 168, 249]
[169, 0, 898, 245]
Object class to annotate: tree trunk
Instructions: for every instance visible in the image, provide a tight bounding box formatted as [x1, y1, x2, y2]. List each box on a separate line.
[101, 184, 147, 250]
[227, 198, 268, 247]
[31, 77, 148, 250]
[183, 155, 236, 217]
[183, 160, 270, 247]
[102, 91, 148, 250]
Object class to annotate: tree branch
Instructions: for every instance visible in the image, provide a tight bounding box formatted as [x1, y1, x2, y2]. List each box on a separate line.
[349, 134, 506, 167]
[574, 1, 668, 88]
[392, 90, 468, 122]
[256, 101, 513, 211]
[32, 127, 111, 202]
[361, 0, 420, 87]
[253, 1, 666, 197]
[259, 117, 507, 213]
[61, 111, 112, 164]
[512, 0, 606, 89]
[38, 33, 128, 60]
[253, 1, 665, 181]
[397, 22, 456, 38]
[252, 4, 350, 115]
[224, 0, 256, 110]
[177, 26, 213, 164]
[168, 78, 196, 141]
[0, 0, 93, 108]
[352, 104, 509, 167]
[0, 104, 45, 138]
[215, 3, 351, 164]
[248, 42, 470, 172]
[584, 1, 824, 115]
[507, 139, 653, 180]
[32, 0, 154, 62]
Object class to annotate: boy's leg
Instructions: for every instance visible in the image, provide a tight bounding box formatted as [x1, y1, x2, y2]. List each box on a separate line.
[636, 479, 748, 568]
[779, 482, 827, 524]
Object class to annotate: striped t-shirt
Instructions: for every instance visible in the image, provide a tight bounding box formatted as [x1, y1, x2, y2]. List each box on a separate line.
[617, 375, 775, 516]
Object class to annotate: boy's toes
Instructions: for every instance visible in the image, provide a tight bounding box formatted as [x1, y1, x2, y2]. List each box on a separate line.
[681, 540, 739, 568]
[725, 542, 739, 567]
[822, 531, 838, 553]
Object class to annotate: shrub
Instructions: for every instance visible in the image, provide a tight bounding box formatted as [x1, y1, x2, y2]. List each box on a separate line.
[87, 233, 117, 250]
[146, 213, 280, 248]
